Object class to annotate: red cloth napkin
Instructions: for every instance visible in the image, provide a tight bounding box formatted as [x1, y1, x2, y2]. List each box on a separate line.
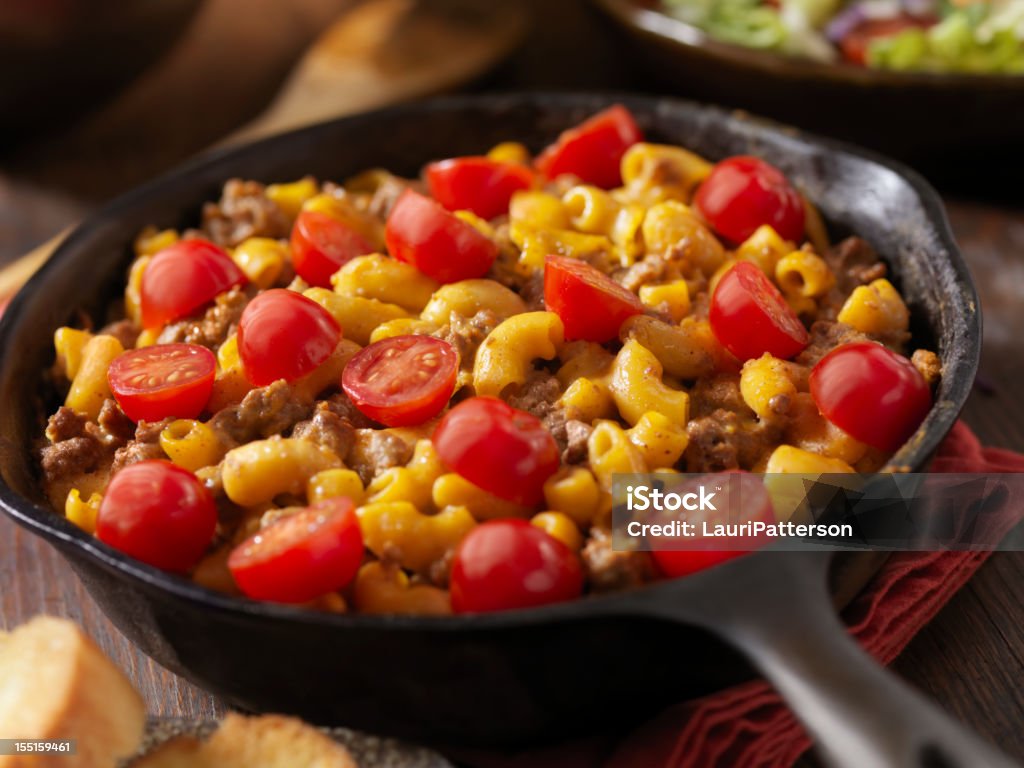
[458, 422, 1024, 768]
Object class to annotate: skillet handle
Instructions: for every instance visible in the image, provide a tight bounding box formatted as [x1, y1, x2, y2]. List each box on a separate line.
[645, 551, 1019, 768]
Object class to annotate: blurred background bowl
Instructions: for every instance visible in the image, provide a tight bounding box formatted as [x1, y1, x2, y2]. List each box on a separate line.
[591, 0, 1024, 194]
[0, 0, 205, 142]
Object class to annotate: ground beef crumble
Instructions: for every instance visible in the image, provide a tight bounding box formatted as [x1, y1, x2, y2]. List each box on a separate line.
[506, 372, 592, 464]
[823, 237, 886, 292]
[817, 237, 889, 321]
[201, 179, 290, 248]
[367, 174, 416, 220]
[93, 399, 136, 448]
[614, 254, 669, 292]
[434, 310, 499, 371]
[322, 391, 376, 429]
[157, 286, 250, 350]
[348, 430, 413, 486]
[688, 375, 754, 420]
[41, 409, 102, 484]
[292, 404, 356, 461]
[582, 527, 656, 593]
[912, 349, 942, 386]
[40, 400, 135, 495]
[110, 418, 172, 474]
[796, 320, 869, 367]
[685, 409, 779, 472]
[97, 319, 140, 350]
[208, 380, 312, 446]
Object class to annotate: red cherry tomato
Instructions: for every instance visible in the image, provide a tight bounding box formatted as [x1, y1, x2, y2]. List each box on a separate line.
[140, 239, 247, 329]
[810, 341, 932, 452]
[385, 189, 498, 284]
[710, 261, 808, 361]
[840, 15, 931, 66]
[291, 209, 373, 288]
[433, 397, 559, 507]
[425, 157, 534, 220]
[450, 519, 583, 613]
[544, 255, 644, 342]
[694, 156, 805, 244]
[227, 498, 363, 604]
[237, 288, 340, 386]
[342, 335, 458, 427]
[535, 105, 642, 189]
[97, 460, 216, 573]
[651, 472, 773, 579]
[107, 343, 216, 422]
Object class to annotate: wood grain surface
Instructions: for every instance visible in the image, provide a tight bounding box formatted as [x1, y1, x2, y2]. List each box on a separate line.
[1, 0, 1022, 761]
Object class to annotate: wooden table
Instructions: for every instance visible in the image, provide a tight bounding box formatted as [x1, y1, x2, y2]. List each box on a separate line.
[2, 0, 1023, 761]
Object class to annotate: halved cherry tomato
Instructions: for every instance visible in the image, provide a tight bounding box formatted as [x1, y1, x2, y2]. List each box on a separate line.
[291, 209, 373, 288]
[108, 343, 216, 422]
[535, 105, 642, 189]
[710, 261, 808, 361]
[650, 471, 773, 579]
[450, 519, 583, 613]
[342, 335, 457, 427]
[237, 288, 340, 386]
[434, 397, 559, 507]
[228, 498, 363, 604]
[840, 15, 931, 66]
[384, 189, 498, 284]
[810, 341, 932, 452]
[140, 239, 247, 329]
[97, 460, 216, 573]
[694, 156, 804, 244]
[544, 255, 644, 342]
[426, 157, 534, 220]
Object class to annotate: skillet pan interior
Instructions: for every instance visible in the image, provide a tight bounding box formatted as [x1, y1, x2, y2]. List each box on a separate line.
[0, 93, 980, 744]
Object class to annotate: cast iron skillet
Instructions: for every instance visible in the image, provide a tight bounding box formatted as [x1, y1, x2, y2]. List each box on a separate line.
[590, 0, 1024, 192]
[0, 94, 1009, 767]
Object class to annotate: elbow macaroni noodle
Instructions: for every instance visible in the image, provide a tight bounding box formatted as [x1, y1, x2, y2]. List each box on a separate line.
[473, 311, 564, 397]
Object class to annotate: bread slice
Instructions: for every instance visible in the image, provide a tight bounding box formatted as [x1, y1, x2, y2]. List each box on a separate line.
[133, 714, 357, 768]
[203, 714, 358, 768]
[0, 616, 145, 768]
